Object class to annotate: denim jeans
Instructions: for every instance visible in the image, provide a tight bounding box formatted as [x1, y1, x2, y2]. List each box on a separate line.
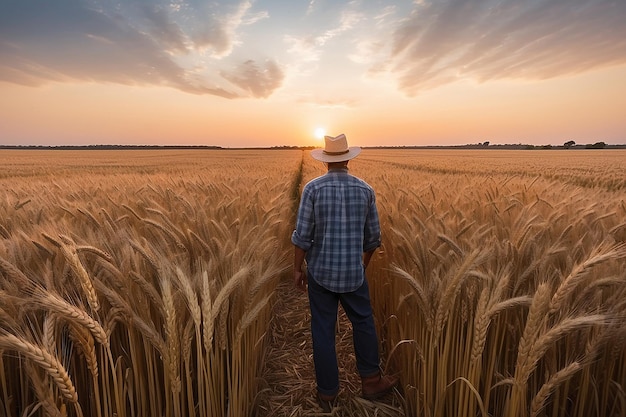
[307, 274, 381, 396]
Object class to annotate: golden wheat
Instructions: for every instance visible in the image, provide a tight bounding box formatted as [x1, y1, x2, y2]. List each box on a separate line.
[1, 148, 624, 417]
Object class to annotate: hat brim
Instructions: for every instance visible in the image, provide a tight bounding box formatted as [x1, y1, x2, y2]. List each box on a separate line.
[311, 147, 361, 163]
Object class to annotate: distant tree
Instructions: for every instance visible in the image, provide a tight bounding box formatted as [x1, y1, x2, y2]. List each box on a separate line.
[483, 141, 490, 147]
[585, 142, 607, 149]
[564, 140, 576, 149]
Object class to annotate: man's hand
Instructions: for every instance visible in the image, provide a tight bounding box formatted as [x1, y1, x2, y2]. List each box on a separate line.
[293, 245, 307, 292]
[363, 249, 376, 269]
[294, 269, 307, 292]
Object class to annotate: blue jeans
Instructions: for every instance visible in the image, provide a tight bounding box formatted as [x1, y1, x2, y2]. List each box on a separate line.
[307, 274, 381, 396]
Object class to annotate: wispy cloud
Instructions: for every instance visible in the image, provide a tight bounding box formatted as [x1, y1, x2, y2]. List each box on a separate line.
[190, 1, 257, 58]
[0, 0, 278, 98]
[3, 0, 622, 101]
[221, 59, 284, 98]
[378, 0, 626, 95]
[286, 3, 364, 62]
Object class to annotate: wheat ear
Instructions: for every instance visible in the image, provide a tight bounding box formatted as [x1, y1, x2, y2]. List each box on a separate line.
[514, 283, 551, 381]
[201, 270, 214, 351]
[94, 278, 167, 356]
[530, 362, 582, 417]
[68, 323, 99, 377]
[37, 291, 108, 346]
[519, 315, 606, 384]
[217, 299, 230, 351]
[128, 239, 160, 273]
[434, 250, 486, 340]
[0, 223, 9, 239]
[0, 257, 32, 290]
[437, 233, 464, 257]
[210, 267, 249, 324]
[0, 334, 78, 403]
[549, 244, 626, 314]
[161, 273, 181, 393]
[25, 362, 63, 417]
[391, 265, 432, 328]
[235, 293, 273, 344]
[76, 245, 114, 263]
[470, 287, 490, 364]
[174, 267, 201, 328]
[57, 235, 99, 313]
[142, 218, 185, 250]
[129, 271, 165, 316]
[42, 314, 57, 353]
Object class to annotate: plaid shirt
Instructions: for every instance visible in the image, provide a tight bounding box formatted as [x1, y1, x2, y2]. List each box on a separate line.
[291, 168, 381, 293]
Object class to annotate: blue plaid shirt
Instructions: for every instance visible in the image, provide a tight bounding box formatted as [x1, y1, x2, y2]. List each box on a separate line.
[291, 167, 381, 293]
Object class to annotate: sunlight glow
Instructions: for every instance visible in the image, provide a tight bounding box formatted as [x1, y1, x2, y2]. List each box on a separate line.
[314, 127, 326, 140]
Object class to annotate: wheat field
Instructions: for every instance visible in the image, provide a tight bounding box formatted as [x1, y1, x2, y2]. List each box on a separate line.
[1, 149, 625, 417]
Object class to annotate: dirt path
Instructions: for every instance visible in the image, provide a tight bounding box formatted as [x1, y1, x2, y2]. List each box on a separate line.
[254, 277, 405, 416]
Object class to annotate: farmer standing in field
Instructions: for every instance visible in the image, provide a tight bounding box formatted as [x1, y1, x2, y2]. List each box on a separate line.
[292, 134, 398, 411]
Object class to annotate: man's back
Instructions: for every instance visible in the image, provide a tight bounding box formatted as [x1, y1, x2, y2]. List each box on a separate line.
[292, 167, 380, 292]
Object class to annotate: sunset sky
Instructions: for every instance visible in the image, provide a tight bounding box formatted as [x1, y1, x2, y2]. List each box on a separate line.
[1, 0, 625, 148]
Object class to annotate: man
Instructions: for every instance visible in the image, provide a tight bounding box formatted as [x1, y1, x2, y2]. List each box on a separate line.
[291, 133, 398, 411]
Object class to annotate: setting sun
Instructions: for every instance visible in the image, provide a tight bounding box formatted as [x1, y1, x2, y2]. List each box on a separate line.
[314, 127, 326, 140]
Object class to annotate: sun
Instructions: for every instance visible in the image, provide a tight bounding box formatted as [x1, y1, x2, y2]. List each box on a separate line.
[314, 127, 326, 140]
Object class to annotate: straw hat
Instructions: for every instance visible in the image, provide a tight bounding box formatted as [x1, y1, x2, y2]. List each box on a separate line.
[311, 134, 361, 163]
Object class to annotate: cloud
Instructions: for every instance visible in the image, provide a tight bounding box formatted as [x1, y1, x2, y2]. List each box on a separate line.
[380, 0, 626, 95]
[285, 3, 364, 65]
[221, 59, 284, 98]
[0, 0, 281, 98]
[190, 1, 255, 58]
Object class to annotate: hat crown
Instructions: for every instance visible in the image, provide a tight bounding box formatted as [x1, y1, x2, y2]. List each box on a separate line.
[311, 133, 361, 162]
[323, 134, 349, 155]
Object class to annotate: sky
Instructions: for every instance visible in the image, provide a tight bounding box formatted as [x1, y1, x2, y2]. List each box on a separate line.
[1, 0, 625, 148]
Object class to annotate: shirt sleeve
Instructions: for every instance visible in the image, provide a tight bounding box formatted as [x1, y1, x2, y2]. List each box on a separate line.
[291, 185, 315, 251]
[363, 190, 381, 252]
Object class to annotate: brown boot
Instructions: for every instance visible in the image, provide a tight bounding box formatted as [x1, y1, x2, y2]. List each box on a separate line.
[361, 372, 399, 400]
[317, 391, 337, 413]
